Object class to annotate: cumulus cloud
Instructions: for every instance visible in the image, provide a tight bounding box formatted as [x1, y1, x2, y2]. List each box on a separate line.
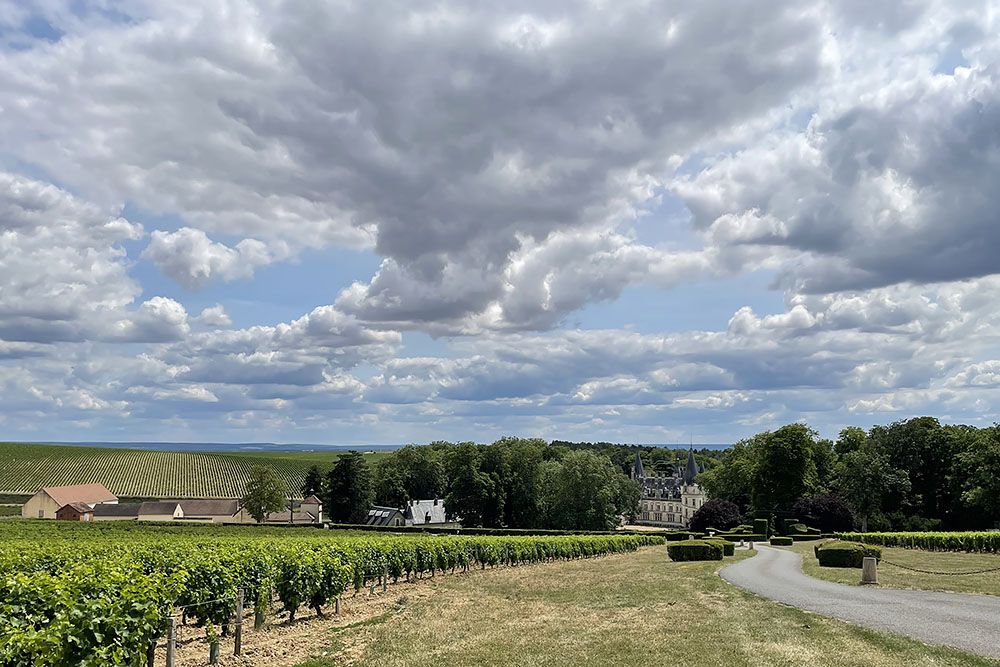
[1, 2, 1000, 442]
[143, 228, 281, 289]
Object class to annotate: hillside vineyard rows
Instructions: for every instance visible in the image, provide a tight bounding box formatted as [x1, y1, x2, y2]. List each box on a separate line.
[0, 443, 316, 497]
[0, 521, 663, 666]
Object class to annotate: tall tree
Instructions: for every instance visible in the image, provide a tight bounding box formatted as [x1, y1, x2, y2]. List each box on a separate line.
[834, 446, 910, 531]
[835, 426, 867, 456]
[698, 438, 757, 511]
[444, 443, 498, 527]
[751, 424, 819, 511]
[539, 450, 638, 531]
[959, 426, 1000, 526]
[324, 451, 374, 524]
[241, 465, 288, 523]
[301, 465, 325, 499]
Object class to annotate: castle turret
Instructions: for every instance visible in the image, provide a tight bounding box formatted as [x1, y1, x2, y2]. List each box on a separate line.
[632, 451, 646, 480]
[684, 448, 698, 485]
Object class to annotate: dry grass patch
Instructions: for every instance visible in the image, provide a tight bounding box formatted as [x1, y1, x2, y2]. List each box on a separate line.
[306, 548, 997, 667]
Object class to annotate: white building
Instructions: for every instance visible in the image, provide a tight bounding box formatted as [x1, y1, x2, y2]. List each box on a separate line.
[632, 450, 705, 528]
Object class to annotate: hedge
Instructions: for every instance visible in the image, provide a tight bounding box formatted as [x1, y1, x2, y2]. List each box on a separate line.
[753, 518, 769, 536]
[702, 538, 736, 556]
[815, 540, 882, 568]
[769, 536, 793, 546]
[834, 531, 1000, 553]
[791, 534, 825, 542]
[667, 539, 724, 561]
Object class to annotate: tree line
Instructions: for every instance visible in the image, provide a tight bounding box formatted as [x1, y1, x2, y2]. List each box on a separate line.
[698, 417, 1000, 532]
[301, 438, 642, 531]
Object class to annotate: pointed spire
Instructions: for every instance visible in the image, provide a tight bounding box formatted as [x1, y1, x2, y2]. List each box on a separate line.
[632, 451, 646, 479]
[685, 448, 698, 485]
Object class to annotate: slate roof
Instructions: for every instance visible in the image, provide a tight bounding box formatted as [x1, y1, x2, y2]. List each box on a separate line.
[685, 449, 699, 485]
[367, 506, 404, 526]
[632, 452, 646, 479]
[139, 501, 180, 515]
[404, 499, 448, 525]
[175, 499, 240, 517]
[93, 503, 141, 518]
[41, 483, 117, 507]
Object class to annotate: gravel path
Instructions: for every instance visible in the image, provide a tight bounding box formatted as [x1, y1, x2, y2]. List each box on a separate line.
[720, 545, 1000, 659]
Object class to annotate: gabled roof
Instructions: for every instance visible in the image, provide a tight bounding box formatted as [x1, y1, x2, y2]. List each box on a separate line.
[60, 502, 93, 514]
[139, 501, 181, 515]
[93, 503, 141, 517]
[301, 495, 322, 506]
[367, 505, 404, 526]
[41, 483, 117, 507]
[404, 499, 448, 525]
[175, 499, 240, 517]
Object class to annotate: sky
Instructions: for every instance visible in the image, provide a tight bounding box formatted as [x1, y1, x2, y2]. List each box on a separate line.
[0, 1, 999, 446]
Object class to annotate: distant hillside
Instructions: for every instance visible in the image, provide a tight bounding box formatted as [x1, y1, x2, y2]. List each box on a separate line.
[0, 442, 380, 499]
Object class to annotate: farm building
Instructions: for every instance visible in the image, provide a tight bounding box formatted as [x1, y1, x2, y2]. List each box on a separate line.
[138, 501, 184, 522]
[93, 503, 141, 521]
[367, 506, 406, 527]
[22, 483, 118, 519]
[55, 502, 95, 521]
[176, 499, 241, 522]
[404, 498, 460, 528]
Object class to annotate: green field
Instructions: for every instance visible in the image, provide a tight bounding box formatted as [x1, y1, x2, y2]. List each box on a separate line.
[0, 442, 388, 499]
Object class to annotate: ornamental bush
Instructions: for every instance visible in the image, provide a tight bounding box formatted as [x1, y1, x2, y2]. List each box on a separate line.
[702, 537, 736, 556]
[814, 541, 882, 568]
[667, 539, 724, 561]
[753, 518, 769, 536]
[689, 499, 743, 533]
[769, 536, 793, 546]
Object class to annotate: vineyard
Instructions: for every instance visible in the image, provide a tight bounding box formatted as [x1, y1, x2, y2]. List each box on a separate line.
[0, 443, 348, 498]
[0, 521, 663, 666]
[835, 531, 1000, 553]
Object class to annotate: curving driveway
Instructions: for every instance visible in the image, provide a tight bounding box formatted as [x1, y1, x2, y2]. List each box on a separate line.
[720, 545, 1000, 659]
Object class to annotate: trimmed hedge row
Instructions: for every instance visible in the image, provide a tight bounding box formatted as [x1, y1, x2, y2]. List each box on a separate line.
[834, 531, 1000, 553]
[815, 540, 882, 568]
[667, 539, 724, 561]
[769, 536, 793, 546]
[712, 533, 765, 542]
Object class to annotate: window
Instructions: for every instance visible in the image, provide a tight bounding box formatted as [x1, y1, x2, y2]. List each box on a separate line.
[38, 510, 44, 518]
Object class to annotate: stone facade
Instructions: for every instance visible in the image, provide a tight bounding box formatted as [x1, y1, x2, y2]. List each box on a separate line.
[632, 450, 706, 529]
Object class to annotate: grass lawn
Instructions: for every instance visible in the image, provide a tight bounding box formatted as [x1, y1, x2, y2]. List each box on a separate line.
[294, 547, 997, 667]
[786, 539, 1000, 597]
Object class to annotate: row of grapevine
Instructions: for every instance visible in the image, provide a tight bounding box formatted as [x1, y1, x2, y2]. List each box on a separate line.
[0, 443, 315, 498]
[835, 531, 1000, 553]
[0, 524, 663, 666]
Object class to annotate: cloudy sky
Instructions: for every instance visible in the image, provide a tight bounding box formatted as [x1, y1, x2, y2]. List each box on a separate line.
[1, 0, 998, 445]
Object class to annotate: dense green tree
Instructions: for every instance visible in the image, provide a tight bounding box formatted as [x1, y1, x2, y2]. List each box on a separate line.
[791, 493, 855, 532]
[301, 465, 325, 499]
[959, 426, 1000, 525]
[241, 465, 288, 523]
[539, 450, 638, 531]
[751, 424, 819, 511]
[324, 451, 374, 524]
[869, 417, 950, 520]
[444, 443, 499, 527]
[495, 437, 548, 528]
[372, 445, 446, 507]
[835, 427, 867, 456]
[834, 446, 910, 531]
[697, 438, 756, 511]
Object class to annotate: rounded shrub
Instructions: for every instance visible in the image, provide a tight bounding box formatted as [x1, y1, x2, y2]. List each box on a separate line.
[667, 539, 724, 562]
[702, 538, 736, 556]
[769, 536, 793, 546]
[814, 541, 881, 568]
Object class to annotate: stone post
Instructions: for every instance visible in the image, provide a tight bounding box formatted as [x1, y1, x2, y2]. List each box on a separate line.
[861, 557, 878, 585]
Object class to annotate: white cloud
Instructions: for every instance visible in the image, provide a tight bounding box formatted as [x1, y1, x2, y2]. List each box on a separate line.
[143, 228, 281, 289]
